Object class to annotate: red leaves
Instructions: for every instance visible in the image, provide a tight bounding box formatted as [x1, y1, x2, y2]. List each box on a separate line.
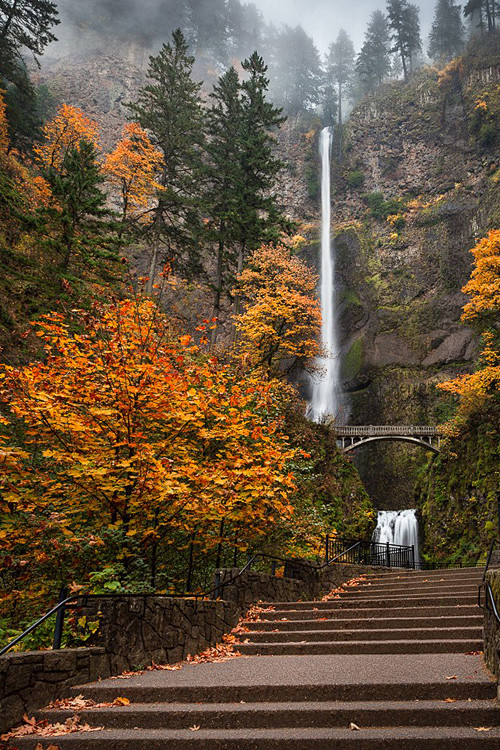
[1, 715, 102, 742]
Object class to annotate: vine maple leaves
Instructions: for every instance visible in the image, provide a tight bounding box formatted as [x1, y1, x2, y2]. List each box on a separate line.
[439, 230, 500, 419]
[0, 295, 297, 592]
[235, 244, 321, 378]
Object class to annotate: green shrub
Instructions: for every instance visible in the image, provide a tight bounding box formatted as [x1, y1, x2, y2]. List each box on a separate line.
[363, 192, 403, 221]
[347, 170, 364, 189]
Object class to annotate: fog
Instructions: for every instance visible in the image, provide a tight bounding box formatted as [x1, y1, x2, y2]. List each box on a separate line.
[251, 0, 434, 51]
[53, 0, 439, 57]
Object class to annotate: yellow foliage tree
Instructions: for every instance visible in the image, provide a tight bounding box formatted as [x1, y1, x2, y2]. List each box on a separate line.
[439, 230, 500, 421]
[0, 295, 297, 596]
[104, 123, 163, 229]
[35, 104, 100, 173]
[235, 244, 321, 378]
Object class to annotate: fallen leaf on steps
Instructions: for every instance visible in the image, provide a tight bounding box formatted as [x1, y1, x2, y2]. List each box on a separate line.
[349, 723, 361, 730]
[475, 727, 493, 732]
[114, 697, 130, 706]
[189, 725, 201, 731]
[445, 675, 458, 680]
[443, 698, 457, 703]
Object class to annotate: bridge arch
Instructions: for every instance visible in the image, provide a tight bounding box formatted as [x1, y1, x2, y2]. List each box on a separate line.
[336, 426, 442, 455]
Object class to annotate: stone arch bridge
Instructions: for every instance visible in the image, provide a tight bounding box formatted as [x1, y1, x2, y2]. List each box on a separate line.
[336, 425, 442, 454]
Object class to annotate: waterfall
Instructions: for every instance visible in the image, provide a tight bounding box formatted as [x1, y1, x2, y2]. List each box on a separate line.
[372, 510, 420, 562]
[308, 127, 343, 424]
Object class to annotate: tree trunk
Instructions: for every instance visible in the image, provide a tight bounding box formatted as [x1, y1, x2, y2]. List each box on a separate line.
[210, 236, 225, 347]
[147, 243, 159, 295]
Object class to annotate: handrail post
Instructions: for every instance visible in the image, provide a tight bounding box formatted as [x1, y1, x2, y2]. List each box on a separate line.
[325, 534, 330, 564]
[386, 542, 391, 568]
[213, 571, 222, 599]
[52, 587, 69, 650]
[411, 545, 415, 570]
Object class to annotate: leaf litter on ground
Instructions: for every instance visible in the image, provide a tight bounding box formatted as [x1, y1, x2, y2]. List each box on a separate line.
[1, 715, 103, 742]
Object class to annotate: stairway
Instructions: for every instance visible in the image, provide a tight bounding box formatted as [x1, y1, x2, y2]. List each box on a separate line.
[13, 567, 500, 749]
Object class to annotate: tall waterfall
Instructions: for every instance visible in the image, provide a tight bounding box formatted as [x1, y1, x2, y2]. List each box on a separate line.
[308, 127, 343, 423]
[372, 510, 420, 562]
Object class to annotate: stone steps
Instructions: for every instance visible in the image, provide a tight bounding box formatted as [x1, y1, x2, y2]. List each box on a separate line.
[236, 638, 482, 656]
[12, 568, 499, 749]
[14, 725, 500, 749]
[246, 615, 483, 631]
[256, 604, 481, 620]
[244, 626, 482, 642]
[260, 593, 479, 609]
[37, 699, 499, 730]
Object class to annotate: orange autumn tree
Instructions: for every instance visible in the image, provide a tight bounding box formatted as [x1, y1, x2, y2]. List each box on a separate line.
[439, 230, 500, 420]
[235, 243, 321, 378]
[0, 296, 297, 598]
[35, 104, 100, 173]
[104, 123, 163, 235]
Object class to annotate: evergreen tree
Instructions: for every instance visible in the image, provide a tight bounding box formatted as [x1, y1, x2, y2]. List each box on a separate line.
[185, 0, 228, 64]
[428, 0, 465, 63]
[326, 29, 355, 150]
[43, 140, 114, 274]
[464, 0, 497, 32]
[127, 29, 205, 285]
[386, 0, 422, 80]
[204, 55, 292, 337]
[321, 81, 338, 127]
[226, 0, 263, 61]
[356, 10, 392, 94]
[204, 67, 244, 340]
[236, 52, 290, 272]
[0, 1, 59, 147]
[270, 25, 323, 114]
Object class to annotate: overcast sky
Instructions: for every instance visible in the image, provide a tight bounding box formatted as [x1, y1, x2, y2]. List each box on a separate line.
[251, 0, 435, 52]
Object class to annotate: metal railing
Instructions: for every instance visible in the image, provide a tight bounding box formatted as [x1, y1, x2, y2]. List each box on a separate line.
[478, 539, 500, 626]
[326, 535, 416, 569]
[335, 426, 441, 437]
[0, 549, 321, 657]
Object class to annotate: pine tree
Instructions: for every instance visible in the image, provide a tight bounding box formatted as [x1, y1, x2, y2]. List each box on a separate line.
[127, 29, 205, 285]
[356, 10, 392, 94]
[269, 25, 323, 114]
[43, 140, 114, 274]
[386, 0, 422, 81]
[185, 0, 228, 64]
[464, 0, 497, 32]
[236, 52, 290, 272]
[204, 67, 244, 340]
[0, 1, 59, 146]
[326, 29, 355, 152]
[428, 0, 465, 63]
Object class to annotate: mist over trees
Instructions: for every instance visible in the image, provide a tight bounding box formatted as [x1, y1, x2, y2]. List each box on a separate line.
[428, 0, 465, 63]
[4, 0, 500, 147]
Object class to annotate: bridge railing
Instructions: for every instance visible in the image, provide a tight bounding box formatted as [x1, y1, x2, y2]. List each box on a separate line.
[335, 425, 441, 437]
[326, 535, 416, 569]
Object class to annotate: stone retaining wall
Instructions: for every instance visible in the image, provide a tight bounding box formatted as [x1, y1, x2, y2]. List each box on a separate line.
[217, 560, 385, 606]
[484, 570, 500, 680]
[84, 597, 240, 676]
[0, 647, 110, 734]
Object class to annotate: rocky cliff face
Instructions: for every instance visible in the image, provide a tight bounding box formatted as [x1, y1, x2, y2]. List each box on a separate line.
[311, 39, 500, 509]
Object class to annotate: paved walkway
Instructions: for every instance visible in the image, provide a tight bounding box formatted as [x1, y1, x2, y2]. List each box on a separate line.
[13, 567, 500, 749]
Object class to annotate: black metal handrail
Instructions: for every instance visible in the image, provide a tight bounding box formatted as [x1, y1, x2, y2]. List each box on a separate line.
[0, 549, 320, 657]
[325, 535, 416, 569]
[478, 539, 500, 626]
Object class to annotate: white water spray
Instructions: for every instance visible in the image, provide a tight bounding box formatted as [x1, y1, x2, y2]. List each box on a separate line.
[308, 127, 343, 423]
[372, 510, 420, 562]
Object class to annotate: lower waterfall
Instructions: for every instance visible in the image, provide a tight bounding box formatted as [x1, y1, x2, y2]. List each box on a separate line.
[372, 509, 420, 563]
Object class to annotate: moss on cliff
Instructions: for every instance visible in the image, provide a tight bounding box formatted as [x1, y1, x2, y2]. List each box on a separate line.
[417, 403, 500, 565]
